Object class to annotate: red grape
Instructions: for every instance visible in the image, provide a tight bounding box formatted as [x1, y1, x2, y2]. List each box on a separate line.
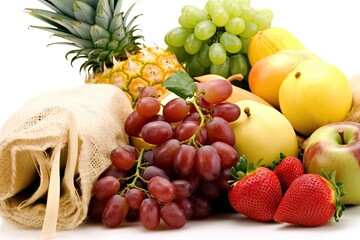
[202, 79, 232, 104]
[110, 146, 136, 171]
[143, 150, 154, 165]
[138, 86, 158, 99]
[142, 165, 170, 181]
[211, 141, 238, 168]
[161, 202, 187, 229]
[139, 198, 160, 230]
[172, 179, 193, 199]
[195, 145, 221, 181]
[174, 120, 207, 144]
[206, 116, 235, 146]
[88, 197, 107, 222]
[141, 121, 173, 145]
[163, 98, 190, 122]
[153, 139, 180, 169]
[121, 145, 140, 159]
[147, 114, 166, 122]
[193, 95, 213, 113]
[93, 176, 120, 200]
[125, 188, 146, 209]
[125, 207, 139, 221]
[200, 180, 221, 199]
[217, 168, 233, 190]
[189, 194, 212, 219]
[174, 198, 193, 220]
[135, 97, 161, 118]
[148, 176, 176, 203]
[173, 144, 196, 176]
[212, 102, 241, 122]
[183, 112, 200, 122]
[102, 195, 129, 228]
[124, 111, 147, 136]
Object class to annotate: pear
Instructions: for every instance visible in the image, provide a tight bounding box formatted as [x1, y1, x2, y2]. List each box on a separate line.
[231, 100, 299, 167]
[279, 59, 353, 136]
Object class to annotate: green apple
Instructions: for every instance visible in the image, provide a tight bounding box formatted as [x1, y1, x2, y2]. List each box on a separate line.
[303, 121, 360, 205]
[231, 99, 299, 167]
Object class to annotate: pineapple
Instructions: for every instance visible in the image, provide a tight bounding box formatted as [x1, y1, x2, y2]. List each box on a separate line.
[26, 0, 184, 104]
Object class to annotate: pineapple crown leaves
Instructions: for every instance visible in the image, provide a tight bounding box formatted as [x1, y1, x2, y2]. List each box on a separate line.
[229, 155, 264, 183]
[25, 0, 144, 74]
[320, 170, 346, 223]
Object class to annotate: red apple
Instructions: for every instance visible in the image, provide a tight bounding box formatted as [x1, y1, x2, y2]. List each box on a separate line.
[303, 121, 360, 205]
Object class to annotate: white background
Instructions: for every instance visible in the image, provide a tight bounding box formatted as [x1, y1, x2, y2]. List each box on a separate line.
[1, 0, 360, 239]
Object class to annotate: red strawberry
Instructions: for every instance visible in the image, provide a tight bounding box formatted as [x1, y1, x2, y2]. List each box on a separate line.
[273, 153, 304, 193]
[273, 172, 345, 226]
[228, 155, 282, 222]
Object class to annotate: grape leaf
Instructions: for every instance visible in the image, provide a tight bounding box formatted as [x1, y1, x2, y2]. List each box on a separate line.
[162, 71, 196, 99]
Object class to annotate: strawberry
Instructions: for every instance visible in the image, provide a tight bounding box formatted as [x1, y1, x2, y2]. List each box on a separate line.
[273, 153, 304, 193]
[273, 171, 345, 226]
[228, 155, 282, 222]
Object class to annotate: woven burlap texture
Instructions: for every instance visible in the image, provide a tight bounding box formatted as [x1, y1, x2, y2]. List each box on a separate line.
[0, 84, 132, 231]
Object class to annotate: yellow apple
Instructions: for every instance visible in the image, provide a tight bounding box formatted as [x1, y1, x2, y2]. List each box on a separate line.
[279, 59, 353, 136]
[231, 99, 299, 167]
[248, 49, 319, 109]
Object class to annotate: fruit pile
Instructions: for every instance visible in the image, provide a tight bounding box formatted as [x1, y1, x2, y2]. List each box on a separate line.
[88, 74, 241, 229]
[165, 0, 273, 85]
[24, 0, 360, 234]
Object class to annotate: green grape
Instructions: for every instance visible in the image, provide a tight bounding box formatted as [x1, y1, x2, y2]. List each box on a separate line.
[184, 33, 203, 55]
[211, 7, 230, 27]
[165, 27, 193, 47]
[253, 8, 273, 30]
[194, 20, 217, 40]
[198, 44, 212, 68]
[167, 45, 190, 63]
[239, 22, 258, 39]
[182, 5, 210, 29]
[257, 8, 273, 19]
[209, 43, 227, 65]
[181, 5, 193, 14]
[186, 54, 208, 77]
[178, 14, 194, 29]
[220, 32, 242, 54]
[205, 0, 223, 16]
[210, 57, 230, 78]
[225, 17, 246, 35]
[223, 1, 242, 17]
[240, 5, 255, 22]
[229, 53, 248, 76]
[239, 38, 250, 53]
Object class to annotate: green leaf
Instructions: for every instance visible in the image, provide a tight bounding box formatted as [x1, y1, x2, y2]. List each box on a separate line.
[162, 71, 196, 99]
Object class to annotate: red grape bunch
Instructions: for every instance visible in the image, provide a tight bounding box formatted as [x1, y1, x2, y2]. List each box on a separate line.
[88, 73, 242, 230]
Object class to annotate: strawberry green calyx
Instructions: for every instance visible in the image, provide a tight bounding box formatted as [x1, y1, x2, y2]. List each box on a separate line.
[230, 155, 262, 182]
[321, 170, 346, 222]
[271, 152, 286, 170]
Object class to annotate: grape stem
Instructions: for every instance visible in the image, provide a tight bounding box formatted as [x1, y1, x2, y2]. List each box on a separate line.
[119, 148, 151, 198]
[182, 94, 209, 149]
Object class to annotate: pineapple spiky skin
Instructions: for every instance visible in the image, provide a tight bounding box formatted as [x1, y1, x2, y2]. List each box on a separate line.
[26, 0, 185, 105]
[86, 46, 185, 103]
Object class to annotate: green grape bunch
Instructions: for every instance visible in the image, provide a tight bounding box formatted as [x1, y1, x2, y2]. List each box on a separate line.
[164, 0, 273, 88]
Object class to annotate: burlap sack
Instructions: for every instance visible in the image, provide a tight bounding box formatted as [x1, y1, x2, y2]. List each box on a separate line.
[344, 74, 360, 122]
[0, 84, 132, 238]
